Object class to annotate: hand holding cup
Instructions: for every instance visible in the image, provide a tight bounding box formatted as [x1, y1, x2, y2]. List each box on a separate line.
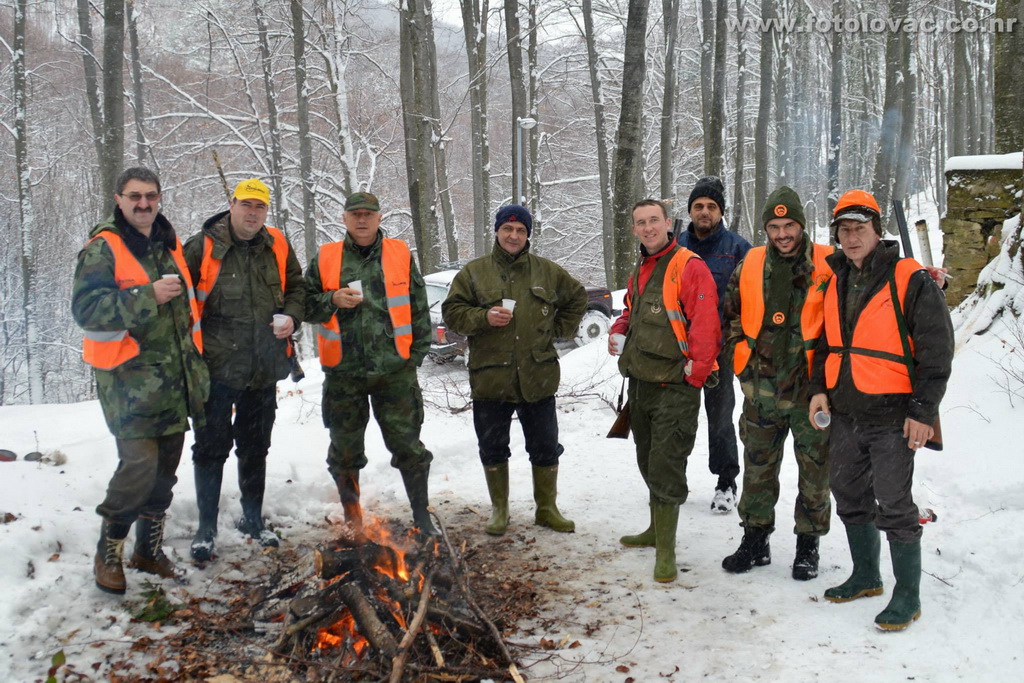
[153, 273, 182, 304]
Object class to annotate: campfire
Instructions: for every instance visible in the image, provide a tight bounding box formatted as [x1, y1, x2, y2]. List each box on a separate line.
[255, 516, 526, 682]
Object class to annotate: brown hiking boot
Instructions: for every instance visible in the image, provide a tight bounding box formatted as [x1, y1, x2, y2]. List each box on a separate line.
[95, 521, 129, 595]
[127, 513, 183, 579]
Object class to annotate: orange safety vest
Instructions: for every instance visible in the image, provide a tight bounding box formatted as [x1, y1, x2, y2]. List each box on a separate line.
[316, 238, 414, 367]
[82, 231, 203, 370]
[823, 258, 923, 394]
[195, 226, 292, 356]
[733, 243, 834, 376]
[624, 246, 702, 358]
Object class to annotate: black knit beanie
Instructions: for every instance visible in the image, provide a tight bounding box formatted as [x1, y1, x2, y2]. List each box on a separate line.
[688, 176, 726, 214]
[494, 204, 533, 237]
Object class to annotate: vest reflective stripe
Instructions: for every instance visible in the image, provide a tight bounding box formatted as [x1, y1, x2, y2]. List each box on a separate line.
[823, 258, 922, 394]
[315, 238, 415, 367]
[733, 243, 834, 377]
[195, 226, 292, 356]
[82, 231, 203, 370]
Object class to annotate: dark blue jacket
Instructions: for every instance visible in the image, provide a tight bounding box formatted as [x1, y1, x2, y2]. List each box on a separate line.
[677, 221, 752, 324]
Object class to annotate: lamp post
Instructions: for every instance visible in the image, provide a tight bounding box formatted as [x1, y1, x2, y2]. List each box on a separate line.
[515, 116, 537, 205]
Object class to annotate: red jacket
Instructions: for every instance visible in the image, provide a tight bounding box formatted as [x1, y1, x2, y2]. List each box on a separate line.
[612, 239, 722, 386]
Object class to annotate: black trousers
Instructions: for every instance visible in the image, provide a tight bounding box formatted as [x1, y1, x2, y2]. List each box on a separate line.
[829, 415, 921, 543]
[473, 395, 562, 468]
[191, 380, 277, 506]
[97, 432, 185, 525]
[702, 346, 740, 483]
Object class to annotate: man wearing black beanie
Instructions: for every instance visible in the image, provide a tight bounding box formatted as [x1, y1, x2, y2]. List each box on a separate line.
[677, 176, 752, 513]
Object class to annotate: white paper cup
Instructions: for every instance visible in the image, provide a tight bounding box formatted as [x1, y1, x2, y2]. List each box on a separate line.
[273, 314, 289, 332]
[349, 280, 363, 296]
[813, 411, 831, 428]
[501, 298, 516, 312]
[610, 333, 626, 356]
[161, 273, 179, 281]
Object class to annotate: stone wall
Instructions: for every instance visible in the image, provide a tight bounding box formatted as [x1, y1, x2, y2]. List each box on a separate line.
[942, 155, 1023, 306]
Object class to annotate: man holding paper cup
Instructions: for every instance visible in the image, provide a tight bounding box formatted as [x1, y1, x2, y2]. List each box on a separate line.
[304, 192, 437, 536]
[442, 205, 587, 536]
[183, 178, 305, 560]
[808, 190, 954, 631]
[609, 199, 721, 583]
[73, 167, 209, 593]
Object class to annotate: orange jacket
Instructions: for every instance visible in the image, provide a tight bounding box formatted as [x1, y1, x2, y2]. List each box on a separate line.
[194, 225, 292, 356]
[82, 231, 202, 370]
[823, 257, 923, 394]
[733, 243, 833, 376]
[316, 238, 413, 367]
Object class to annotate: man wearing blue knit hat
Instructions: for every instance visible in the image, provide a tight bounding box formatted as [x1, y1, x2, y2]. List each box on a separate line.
[443, 205, 588, 536]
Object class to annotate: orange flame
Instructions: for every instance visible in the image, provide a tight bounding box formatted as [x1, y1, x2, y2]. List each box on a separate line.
[312, 611, 370, 658]
[362, 517, 411, 582]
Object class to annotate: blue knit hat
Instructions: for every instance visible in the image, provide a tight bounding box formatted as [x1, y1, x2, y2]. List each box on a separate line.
[494, 204, 533, 236]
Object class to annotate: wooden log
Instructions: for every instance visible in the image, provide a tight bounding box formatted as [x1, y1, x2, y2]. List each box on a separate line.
[388, 567, 437, 683]
[336, 583, 399, 657]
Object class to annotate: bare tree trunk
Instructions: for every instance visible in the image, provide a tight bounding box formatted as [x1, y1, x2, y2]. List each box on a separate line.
[826, 0, 842, 217]
[952, 0, 968, 157]
[773, 5, 791, 185]
[290, 0, 316, 255]
[14, 0, 42, 403]
[994, 0, 1024, 152]
[579, 0, 615, 287]
[400, 0, 442, 273]
[707, 0, 727, 177]
[505, 0, 529, 205]
[611, 0, 650, 288]
[871, 0, 908, 228]
[733, 0, 748, 237]
[660, 0, 679, 201]
[459, 0, 492, 257]
[101, 0, 126, 201]
[893, 48, 916, 206]
[126, 0, 149, 167]
[76, 0, 104, 178]
[527, 0, 542, 248]
[753, 0, 774, 244]
[700, 0, 714, 174]
[254, 0, 291, 233]
[419, 0, 458, 262]
[323, 0, 357, 196]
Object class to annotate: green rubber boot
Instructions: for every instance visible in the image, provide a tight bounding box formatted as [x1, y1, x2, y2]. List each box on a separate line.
[483, 463, 510, 535]
[824, 523, 884, 603]
[532, 465, 575, 532]
[653, 502, 679, 583]
[875, 539, 922, 631]
[619, 496, 655, 548]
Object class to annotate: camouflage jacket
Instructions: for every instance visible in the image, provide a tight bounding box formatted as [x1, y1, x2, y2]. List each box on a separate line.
[72, 211, 210, 438]
[183, 211, 305, 390]
[304, 230, 431, 376]
[442, 240, 587, 403]
[724, 234, 818, 411]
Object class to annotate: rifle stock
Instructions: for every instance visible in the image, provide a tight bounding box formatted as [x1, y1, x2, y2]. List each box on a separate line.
[607, 402, 631, 439]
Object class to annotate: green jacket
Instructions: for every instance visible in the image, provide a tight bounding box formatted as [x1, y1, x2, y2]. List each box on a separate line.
[183, 211, 305, 390]
[72, 211, 210, 438]
[304, 230, 430, 376]
[442, 240, 587, 403]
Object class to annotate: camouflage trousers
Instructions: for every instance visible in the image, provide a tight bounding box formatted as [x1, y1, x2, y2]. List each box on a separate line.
[736, 397, 830, 535]
[322, 368, 432, 478]
[628, 378, 701, 505]
[96, 432, 186, 525]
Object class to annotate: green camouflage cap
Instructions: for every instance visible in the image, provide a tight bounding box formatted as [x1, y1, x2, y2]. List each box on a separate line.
[344, 192, 380, 212]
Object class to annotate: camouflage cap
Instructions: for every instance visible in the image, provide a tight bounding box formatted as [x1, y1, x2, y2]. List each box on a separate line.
[345, 192, 380, 212]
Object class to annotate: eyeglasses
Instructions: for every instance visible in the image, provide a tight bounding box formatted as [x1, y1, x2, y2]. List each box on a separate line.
[119, 192, 161, 203]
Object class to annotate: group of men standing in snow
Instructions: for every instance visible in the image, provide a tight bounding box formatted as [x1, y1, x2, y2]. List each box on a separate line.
[608, 179, 953, 632]
[74, 165, 952, 633]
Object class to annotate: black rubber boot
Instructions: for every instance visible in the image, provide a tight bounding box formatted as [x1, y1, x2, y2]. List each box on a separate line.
[129, 513, 183, 579]
[401, 466, 439, 536]
[722, 526, 772, 573]
[334, 469, 363, 529]
[95, 520, 131, 595]
[483, 463, 510, 535]
[190, 462, 223, 562]
[237, 455, 277, 547]
[792, 533, 820, 580]
[237, 500, 279, 548]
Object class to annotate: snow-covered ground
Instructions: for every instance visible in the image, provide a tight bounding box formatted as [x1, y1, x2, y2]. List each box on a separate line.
[2, 212, 1022, 681]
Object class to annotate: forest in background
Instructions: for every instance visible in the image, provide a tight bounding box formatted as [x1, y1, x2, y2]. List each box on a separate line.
[3, 0, 1023, 405]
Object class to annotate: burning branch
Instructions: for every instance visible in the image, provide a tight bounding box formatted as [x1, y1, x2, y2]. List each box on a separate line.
[388, 566, 438, 683]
